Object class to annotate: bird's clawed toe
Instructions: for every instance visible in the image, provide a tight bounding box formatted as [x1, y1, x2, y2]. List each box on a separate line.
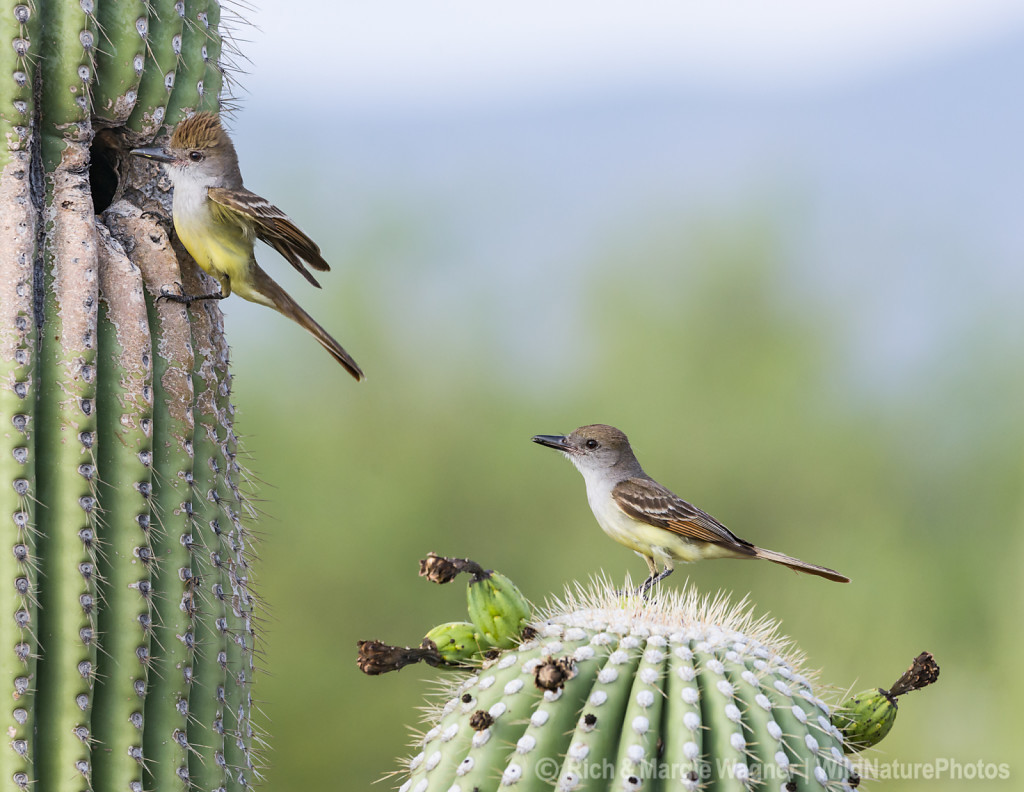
[157, 283, 225, 305]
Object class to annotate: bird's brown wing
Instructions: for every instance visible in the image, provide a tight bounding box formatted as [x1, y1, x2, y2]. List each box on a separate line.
[208, 186, 329, 288]
[612, 477, 756, 555]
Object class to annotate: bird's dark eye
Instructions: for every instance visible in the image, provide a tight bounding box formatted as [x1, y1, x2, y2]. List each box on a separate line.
[585, 439, 598, 449]
[188, 150, 203, 162]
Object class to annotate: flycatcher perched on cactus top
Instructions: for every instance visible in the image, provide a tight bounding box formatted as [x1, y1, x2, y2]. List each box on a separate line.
[132, 112, 364, 380]
[533, 424, 849, 594]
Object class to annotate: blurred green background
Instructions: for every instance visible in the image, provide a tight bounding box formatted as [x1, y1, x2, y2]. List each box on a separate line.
[216, 5, 1022, 789]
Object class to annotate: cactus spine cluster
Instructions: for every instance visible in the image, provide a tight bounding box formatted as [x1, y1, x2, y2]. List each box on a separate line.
[0, 1, 257, 790]
[397, 582, 859, 792]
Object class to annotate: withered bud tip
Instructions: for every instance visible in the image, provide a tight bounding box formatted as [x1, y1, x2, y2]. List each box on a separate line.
[357, 639, 442, 675]
[418, 553, 485, 584]
[888, 651, 940, 698]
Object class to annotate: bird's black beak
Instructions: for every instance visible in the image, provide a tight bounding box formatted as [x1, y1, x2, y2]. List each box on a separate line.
[130, 146, 175, 164]
[532, 434, 572, 453]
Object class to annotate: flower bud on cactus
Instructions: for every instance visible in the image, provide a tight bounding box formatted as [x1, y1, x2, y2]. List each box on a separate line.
[832, 651, 940, 753]
[424, 622, 486, 665]
[832, 689, 898, 754]
[361, 557, 534, 676]
[417, 554, 534, 650]
[466, 570, 532, 650]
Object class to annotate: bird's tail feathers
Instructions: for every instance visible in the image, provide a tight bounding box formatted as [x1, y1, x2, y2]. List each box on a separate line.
[251, 266, 364, 381]
[752, 547, 850, 583]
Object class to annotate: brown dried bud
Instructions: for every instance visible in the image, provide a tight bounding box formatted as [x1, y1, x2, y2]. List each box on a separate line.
[534, 657, 576, 691]
[418, 553, 484, 584]
[356, 640, 442, 675]
[468, 710, 494, 731]
[888, 651, 940, 698]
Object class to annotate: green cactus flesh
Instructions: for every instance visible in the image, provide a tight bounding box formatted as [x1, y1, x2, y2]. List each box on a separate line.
[125, 0, 185, 136]
[397, 584, 858, 792]
[90, 226, 154, 792]
[92, 0, 148, 124]
[0, 6, 36, 784]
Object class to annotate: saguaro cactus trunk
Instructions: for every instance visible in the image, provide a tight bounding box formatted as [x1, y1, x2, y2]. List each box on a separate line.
[0, 2, 257, 790]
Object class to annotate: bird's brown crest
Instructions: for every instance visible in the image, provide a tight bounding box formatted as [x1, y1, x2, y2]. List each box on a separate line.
[171, 112, 231, 151]
[571, 424, 630, 446]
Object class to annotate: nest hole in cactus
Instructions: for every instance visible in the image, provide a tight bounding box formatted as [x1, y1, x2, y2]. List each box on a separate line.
[89, 128, 123, 213]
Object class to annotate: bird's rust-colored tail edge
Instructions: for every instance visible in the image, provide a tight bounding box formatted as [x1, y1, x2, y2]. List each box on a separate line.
[753, 547, 850, 583]
[251, 265, 364, 381]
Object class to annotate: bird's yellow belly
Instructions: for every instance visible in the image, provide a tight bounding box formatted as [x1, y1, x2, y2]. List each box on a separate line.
[174, 212, 253, 297]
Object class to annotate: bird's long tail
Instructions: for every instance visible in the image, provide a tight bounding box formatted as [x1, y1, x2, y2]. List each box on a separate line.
[251, 265, 364, 381]
[752, 546, 850, 583]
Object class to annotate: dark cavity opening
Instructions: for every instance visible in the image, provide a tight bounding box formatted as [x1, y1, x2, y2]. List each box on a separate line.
[88, 128, 121, 213]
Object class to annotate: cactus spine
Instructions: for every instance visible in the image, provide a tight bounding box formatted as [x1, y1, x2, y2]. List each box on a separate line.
[0, 1, 259, 789]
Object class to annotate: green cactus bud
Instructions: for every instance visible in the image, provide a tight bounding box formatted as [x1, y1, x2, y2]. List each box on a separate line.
[832, 688, 897, 753]
[833, 651, 940, 753]
[393, 580, 861, 791]
[417, 554, 533, 650]
[466, 570, 532, 649]
[424, 622, 485, 665]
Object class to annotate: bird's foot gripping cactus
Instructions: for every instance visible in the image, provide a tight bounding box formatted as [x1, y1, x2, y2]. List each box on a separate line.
[362, 560, 940, 791]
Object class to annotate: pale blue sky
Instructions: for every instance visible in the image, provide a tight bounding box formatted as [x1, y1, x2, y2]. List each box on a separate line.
[241, 0, 1024, 104]
[224, 1, 1024, 398]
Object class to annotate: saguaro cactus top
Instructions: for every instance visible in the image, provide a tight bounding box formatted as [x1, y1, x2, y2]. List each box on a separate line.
[364, 562, 938, 792]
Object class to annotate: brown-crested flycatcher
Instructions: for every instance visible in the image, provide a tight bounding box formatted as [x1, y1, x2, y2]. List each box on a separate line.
[532, 424, 849, 593]
[131, 112, 363, 380]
